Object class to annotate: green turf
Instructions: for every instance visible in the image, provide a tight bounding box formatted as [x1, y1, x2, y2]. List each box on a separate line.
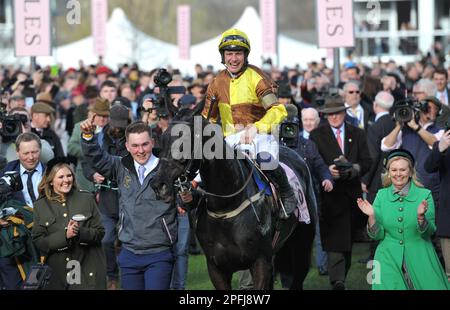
[185, 242, 372, 290]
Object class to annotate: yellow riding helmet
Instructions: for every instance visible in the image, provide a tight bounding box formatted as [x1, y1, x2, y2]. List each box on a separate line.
[218, 29, 251, 54]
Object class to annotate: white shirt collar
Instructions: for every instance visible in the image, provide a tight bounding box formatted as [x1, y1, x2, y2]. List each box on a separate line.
[19, 162, 43, 175]
[133, 155, 159, 178]
[375, 111, 389, 122]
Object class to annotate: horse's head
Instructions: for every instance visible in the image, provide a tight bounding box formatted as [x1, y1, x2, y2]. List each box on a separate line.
[150, 104, 204, 203]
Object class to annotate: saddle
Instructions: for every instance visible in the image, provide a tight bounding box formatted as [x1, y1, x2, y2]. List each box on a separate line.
[250, 160, 311, 253]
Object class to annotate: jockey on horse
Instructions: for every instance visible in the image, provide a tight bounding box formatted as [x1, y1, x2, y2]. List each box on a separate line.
[200, 28, 297, 221]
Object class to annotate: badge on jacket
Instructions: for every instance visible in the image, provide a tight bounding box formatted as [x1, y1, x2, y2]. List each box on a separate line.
[123, 175, 132, 188]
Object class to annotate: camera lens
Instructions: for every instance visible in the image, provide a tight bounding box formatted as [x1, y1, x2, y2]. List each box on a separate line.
[4, 121, 18, 134]
[394, 106, 413, 123]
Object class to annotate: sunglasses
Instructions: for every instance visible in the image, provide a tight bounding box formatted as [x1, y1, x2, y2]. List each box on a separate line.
[347, 90, 360, 94]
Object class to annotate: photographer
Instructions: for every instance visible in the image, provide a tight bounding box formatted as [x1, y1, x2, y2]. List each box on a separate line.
[1, 107, 54, 165]
[381, 96, 444, 206]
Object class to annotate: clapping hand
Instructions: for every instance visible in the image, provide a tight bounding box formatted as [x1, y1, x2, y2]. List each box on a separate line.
[357, 198, 374, 217]
[417, 200, 428, 217]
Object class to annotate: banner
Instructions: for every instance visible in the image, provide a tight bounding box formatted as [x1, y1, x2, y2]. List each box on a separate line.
[14, 0, 51, 56]
[91, 0, 108, 57]
[260, 0, 277, 55]
[316, 0, 354, 48]
[177, 5, 191, 60]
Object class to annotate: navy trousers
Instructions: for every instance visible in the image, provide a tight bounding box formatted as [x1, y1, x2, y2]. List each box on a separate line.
[118, 247, 174, 290]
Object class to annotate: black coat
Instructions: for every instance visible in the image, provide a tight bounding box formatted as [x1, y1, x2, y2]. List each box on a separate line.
[310, 123, 372, 251]
[361, 114, 396, 203]
[424, 142, 450, 237]
[31, 127, 65, 158]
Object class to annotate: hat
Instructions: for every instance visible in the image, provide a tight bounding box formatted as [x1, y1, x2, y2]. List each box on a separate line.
[423, 96, 442, 110]
[111, 96, 131, 109]
[110, 104, 130, 129]
[95, 66, 112, 76]
[318, 95, 348, 114]
[277, 83, 292, 98]
[36, 92, 54, 107]
[179, 94, 196, 106]
[31, 102, 55, 114]
[88, 98, 110, 116]
[385, 149, 415, 167]
[65, 67, 77, 75]
[10, 94, 25, 100]
[45, 157, 75, 177]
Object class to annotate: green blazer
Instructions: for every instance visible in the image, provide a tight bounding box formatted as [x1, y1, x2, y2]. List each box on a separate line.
[32, 190, 106, 290]
[369, 182, 450, 290]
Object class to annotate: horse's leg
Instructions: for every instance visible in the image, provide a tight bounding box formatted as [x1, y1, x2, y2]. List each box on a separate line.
[251, 256, 273, 290]
[207, 262, 233, 290]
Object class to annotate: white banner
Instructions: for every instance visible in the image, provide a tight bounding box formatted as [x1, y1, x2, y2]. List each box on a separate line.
[14, 0, 51, 57]
[316, 0, 355, 48]
[91, 0, 108, 57]
[260, 0, 277, 55]
[177, 5, 191, 60]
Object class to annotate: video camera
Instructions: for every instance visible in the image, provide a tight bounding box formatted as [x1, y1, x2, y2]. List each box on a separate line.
[280, 121, 299, 148]
[0, 171, 23, 204]
[392, 97, 429, 124]
[0, 102, 24, 140]
[150, 68, 186, 118]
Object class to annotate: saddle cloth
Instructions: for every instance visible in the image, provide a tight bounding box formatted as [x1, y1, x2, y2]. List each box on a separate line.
[253, 162, 310, 224]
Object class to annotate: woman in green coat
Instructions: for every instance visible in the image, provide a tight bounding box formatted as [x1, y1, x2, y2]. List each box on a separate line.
[357, 149, 450, 290]
[32, 158, 106, 289]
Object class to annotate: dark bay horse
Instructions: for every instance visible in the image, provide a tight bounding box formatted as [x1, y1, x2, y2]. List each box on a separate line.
[151, 106, 316, 289]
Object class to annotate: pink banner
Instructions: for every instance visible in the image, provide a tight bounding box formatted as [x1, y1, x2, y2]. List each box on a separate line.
[14, 0, 51, 57]
[91, 0, 108, 57]
[316, 0, 354, 48]
[177, 5, 191, 60]
[260, 0, 277, 55]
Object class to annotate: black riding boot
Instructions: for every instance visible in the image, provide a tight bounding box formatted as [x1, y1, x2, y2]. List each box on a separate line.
[265, 165, 297, 220]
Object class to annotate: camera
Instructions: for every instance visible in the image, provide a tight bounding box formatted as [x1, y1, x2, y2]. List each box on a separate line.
[0, 171, 23, 203]
[152, 69, 186, 118]
[280, 121, 299, 148]
[0, 112, 25, 139]
[392, 97, 428, 124]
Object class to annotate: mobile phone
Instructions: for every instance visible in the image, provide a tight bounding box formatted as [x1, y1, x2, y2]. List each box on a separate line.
[25, 97, 34, 109]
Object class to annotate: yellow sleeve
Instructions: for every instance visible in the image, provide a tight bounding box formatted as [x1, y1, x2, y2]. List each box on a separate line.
[254, 103, 287, 133]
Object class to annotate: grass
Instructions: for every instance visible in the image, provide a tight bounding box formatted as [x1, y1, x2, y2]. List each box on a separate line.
[185, 242, 372, 290]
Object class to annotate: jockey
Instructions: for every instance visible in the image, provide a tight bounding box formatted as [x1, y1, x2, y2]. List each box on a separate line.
[201, 28, 296, 219]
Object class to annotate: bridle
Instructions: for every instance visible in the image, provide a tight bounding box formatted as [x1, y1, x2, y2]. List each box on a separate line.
[166, 120, 255, 199]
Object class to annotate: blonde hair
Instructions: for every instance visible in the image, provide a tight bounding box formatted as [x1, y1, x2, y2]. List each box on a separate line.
[38, 163, 77, 203]
[381, 156, 423, 188]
